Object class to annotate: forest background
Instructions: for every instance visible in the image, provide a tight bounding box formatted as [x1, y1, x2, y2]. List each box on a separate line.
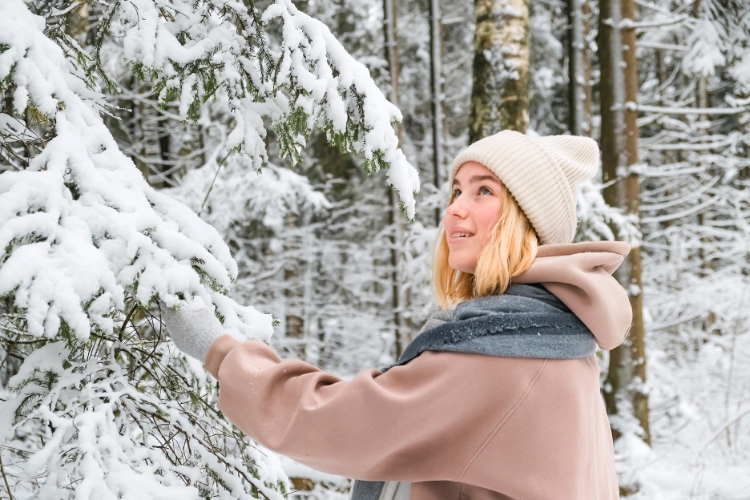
[0, 0, 749, 498]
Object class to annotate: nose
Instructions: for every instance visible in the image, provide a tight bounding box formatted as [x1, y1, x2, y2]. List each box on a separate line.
[445, 196, 468, 220]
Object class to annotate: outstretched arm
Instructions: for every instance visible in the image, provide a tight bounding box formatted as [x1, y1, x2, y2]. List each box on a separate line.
[204, 335, 546, 482]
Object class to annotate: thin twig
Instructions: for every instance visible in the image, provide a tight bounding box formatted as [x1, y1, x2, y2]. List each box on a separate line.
[697, 407, 750, 456]
[119, 304, 139, 343]
[198, 151, 233, 216]
[0, 450, 15, 500]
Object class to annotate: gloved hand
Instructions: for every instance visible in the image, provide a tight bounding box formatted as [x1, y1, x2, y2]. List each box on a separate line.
[160, 304, 224, 364]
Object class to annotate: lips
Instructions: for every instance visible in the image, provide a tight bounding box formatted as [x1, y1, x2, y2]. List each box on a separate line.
[448, 227, 475, 240]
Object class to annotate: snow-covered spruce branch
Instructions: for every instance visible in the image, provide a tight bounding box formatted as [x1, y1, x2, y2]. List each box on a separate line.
[0, 0, 421, 493]
[0, 0, 406, 496]
[576, 180, 641, 247]
[0, 316, 288, 499]
[98, 0, 418, 218]
[0, 0, 272, 342]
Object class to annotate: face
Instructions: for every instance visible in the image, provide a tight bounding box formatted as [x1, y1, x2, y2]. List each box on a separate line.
[443, 162, 504, 274]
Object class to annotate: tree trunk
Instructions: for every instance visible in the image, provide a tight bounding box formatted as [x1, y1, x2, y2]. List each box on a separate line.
[284, 212, 305, 358]
[384, 0, 401, 105]
[66, 1, 90, 42]
[582, 0, 593, 136]
[567, 0, 585, 135]
[429, 0, 445, 225]
[600, 0, 651, 448]
[692, 0, 713, 277]
[597, 0, 623, 206]
[470, 0, 530, 142]
[598, 0, 622, 421]
[655, 49, 674, 229]
[383, 0, 404, 359]
[622, 0, 650, 445]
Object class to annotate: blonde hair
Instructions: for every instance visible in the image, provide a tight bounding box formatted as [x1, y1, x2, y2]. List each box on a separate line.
[433, 187, 539, 309]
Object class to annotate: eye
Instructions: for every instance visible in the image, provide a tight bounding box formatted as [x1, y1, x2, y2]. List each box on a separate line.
[452, 188, 462, 199]
[479, 186, 492, 195]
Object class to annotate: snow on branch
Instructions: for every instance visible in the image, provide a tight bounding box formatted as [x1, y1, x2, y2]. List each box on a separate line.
[576, 180, 641, 247]
[102, 0, 419, 218]
[683, 19, 726, 78]
[0, 0, 272, 342]
[637, 41, 688, 52]
[637, 104, 749, 115]
[0, 1, 296, 496]
[263, 0, 419, 216]
[642, 132, 750, 151]
[0, 333, 289, 500]
[618, 15, 689, 30]
[169, 156, 331, 236]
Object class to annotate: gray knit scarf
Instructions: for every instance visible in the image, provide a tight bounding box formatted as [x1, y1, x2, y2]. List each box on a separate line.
[351, 284, 596, 500]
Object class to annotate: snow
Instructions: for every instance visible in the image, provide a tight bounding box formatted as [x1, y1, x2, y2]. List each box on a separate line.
[0, 338, 289, 499]
[110, 0, 419, 218]
[0, 0, 274, 341]
[169, 156, 330, 234]
[683, 19, 726, 78]
[0, 0, 424, 495]
[2, 0, 750, 497]
[576, 179, 641, 246]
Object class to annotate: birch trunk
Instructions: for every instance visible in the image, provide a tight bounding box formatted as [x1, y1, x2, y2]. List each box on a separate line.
[429, 0, 445, 225]
[284, 212, 305, 358]
[383, 0, 404, 358]
[470, 0, 530, 141]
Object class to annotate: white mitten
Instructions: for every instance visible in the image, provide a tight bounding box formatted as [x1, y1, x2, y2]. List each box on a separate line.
[161, 305, 224, 363]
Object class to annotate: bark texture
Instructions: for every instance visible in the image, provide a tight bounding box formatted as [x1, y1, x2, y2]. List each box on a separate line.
[429, 0, 445, 225]
[621, 0, 651, 446]
[597, 0, 622, 205]
[582, 0, 593, 136]
[598, 0, 622, 426]
[470, 0, 530, 142]
[598, 0, 651, 451]
[284, 212, 305, 357]
[383, 0, 405, 358]
[567, 0, 594, 136]
[567, 0, 585, 136]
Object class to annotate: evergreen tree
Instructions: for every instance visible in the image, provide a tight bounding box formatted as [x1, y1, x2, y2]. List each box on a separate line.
[0, 0, 417, 496]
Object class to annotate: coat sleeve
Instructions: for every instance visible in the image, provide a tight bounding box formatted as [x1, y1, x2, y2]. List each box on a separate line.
[204, 335, 547, 482]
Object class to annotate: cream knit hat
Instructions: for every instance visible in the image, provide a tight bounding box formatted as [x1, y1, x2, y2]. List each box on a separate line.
[449, 130, 599, 245]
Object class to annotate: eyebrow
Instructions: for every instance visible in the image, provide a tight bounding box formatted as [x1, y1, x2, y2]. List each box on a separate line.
[452, 175, 502, 187]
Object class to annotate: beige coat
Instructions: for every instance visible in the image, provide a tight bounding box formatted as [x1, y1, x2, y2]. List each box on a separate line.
[204, 241, 632, 500]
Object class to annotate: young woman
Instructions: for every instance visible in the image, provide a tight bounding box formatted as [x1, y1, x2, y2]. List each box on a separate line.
[164, 130, 632, 500]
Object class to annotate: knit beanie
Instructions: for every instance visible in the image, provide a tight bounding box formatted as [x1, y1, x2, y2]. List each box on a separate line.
[449, 130, 599, 245]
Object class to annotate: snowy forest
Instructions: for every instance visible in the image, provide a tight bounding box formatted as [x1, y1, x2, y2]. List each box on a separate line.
[0, 0, 749, 498]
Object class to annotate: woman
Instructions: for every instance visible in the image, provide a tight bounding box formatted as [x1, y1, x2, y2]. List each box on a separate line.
[164, 130, 631, 500]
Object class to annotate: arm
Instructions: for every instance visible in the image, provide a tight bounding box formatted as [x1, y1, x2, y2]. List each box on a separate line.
[205, 336, 546, 482]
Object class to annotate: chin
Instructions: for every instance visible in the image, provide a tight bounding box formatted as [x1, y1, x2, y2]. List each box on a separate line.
[448, 257, 476, 275]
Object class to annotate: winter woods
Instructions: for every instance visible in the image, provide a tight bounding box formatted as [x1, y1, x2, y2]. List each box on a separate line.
[1, 0, 749, 498]
[0, 0, 414, 497]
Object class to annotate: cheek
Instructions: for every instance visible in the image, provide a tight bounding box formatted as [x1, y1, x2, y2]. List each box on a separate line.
[477, 207, 501, 240]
